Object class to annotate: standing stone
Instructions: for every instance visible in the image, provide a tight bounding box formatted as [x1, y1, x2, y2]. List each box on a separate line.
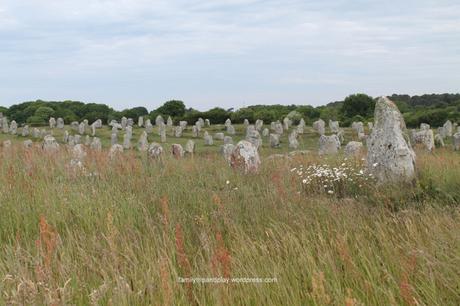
[91, 123, 97, 136]
[319, 135, 340, 155]
[344, 141, 364, 156]
[126, 126, 133, 138]
[274, 122, 283, 135]
[420, 123, 430, 130]
[283, 117, 291, 131]
[255, 119, 264, 131]
[434, 134, 445, 147]
[145, 119, 153, 133]
[227, 125, 236, 135]
[367, 97, 416, 184]
[262, 128, 270, 137]
[74, 135, 82, 145]
[1, 117, 9, 133]
[192, 125, 199, 138]
[111, 133, 118, 145]
[148, 143, 164, 159]
[78, 122, 85, 135]
[42, 135, 59, 152]
[214, 132, 224, 140]
[453, 132, 460, 151]
[70, 121, 79, 131]
[243, 119, 249, 127]
[156, 115, 164, 126]
[23, 140, 33, 148]
[270, 133, 280, 148]
[109, 144, 124, 159]
[246, 130, 262, 149]
[368, 122, 374, 130]
[138, 131, 149, 151]
[171, 144, 184, 159]
[205, 119, 210, 126]
[313, 119, 325, 135]
[336, 129, 345, 144]
[412, 129, 435, 151]
[9, 121, 17, 135]
[358, 132, 367, 141]
[123, 133, 132, 149]
[221, 144, 235, 164]
[223, 136, 233, 145]
[67, 135, 75, 146]
[204, 133, 214, 146]
[90, 137, 102, 151]
[179, 121, 187, 130]
[160, 129, 167, 142]
[167, 116, 173, 127]
[443, 120, 453, 137]
[22, 125, 30, 137]
[84, 135, 91, 146]
[288, 131, 299, 149]
[230, 140, 261, 174]
[329, 120, 339, 133]
[72, 144, 87, 161]
[225, 118, 232, 128]
[174, 126, 183, 138]
[121, 117, 128, 130]
[352, 122, 365, 135]
[138, 116, 144, 127]
[185, 140, 195, 155]
[32, 128, 40, 138]
[49, 117, 56, 129]
[197, 118, 205, 128]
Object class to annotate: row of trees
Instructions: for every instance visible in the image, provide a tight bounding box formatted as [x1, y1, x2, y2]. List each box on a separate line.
[1, 94, 459, 128]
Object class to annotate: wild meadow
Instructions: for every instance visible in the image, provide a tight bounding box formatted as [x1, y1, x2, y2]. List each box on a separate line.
[0, 127, 459, 305]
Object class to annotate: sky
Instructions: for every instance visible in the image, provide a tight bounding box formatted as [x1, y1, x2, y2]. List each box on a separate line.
[0, 0, 459, 111]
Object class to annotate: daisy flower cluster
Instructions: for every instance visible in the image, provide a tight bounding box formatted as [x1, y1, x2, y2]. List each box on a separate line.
[291, 159, 375, 197]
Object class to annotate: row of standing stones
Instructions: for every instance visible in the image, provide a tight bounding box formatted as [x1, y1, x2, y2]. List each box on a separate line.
[1, 97, 459, 183]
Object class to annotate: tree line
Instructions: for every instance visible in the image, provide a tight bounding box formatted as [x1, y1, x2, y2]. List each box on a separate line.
[0, 93, 459, 128]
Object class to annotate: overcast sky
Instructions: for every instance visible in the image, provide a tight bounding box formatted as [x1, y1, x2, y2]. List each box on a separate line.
[0, 0, 459, 111]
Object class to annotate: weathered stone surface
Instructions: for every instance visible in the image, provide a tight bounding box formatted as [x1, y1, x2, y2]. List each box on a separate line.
[313, 119, 325, 135]
[262, 128, 269, 137]
[2, 117, 9, 133]
[319, 135, 340, 155]
[269, 133, 280, 148]
[42, 135, 60, 152]
[185, 140, 195, 154]
[288, 131, 299, 149]
[49, 117, 56, 129]
[147, 142, 163, 159]
[214, 132, 224, 140]
[74, 134, 81, 145]
[420, 123, 430, 130]
[225, 118, 232, 127]
[434, 134, 445, 147]
[145, 119, 153, 133]
[22, 125, 30, 137]
[329, 120, 339, 133]
[230, 140, 261, 173]
[138, 116, 144, 127]
[179, 121, 187, 130]
[85, 135, 91, 146]
[121, 117, 128, 129]
[443, 120, 453, 137]
[57, 118, 64, 129]
[138, 131, 149, 151]
[283, 117, 291, 131]
[9, 121, 17, 135]
[123, 133, 131, 149]
[358, 132, 367, 141]
[111, 133, 118, 145]
[23, 139, 33, 148]
[224, 136, 233, 145]
[243, 119, 249, 127]
[412, 129, 435, 151]
[274, 122, 283, 135]
[205, 119, 210, 126]
[352, 121, 364, 135]
[246, 129, 262, 149]
[160, 129, 167, 142]
[204, 134, 213, 146]
[452, 132, 460, 150]
[336, 129, 345, 144]
[155, 115, 164, 126]
[226, 125, 235, 135]
[72, 144, 87, 161]
[192, 125, 199, 137]
[78, 122, 85, 135]
[368, 122, 374, 130]
[109, 144, 124, 159]
[344, 141, 363, 156]
[167, 116, 173, 127]
[90, 137, 102, 150]
[221, 144, 235, 164]
[367, 97, 416, 184]
[171, 144, 184, 159]
[174, 126, 183, 138]
[255, 119, 264, 131]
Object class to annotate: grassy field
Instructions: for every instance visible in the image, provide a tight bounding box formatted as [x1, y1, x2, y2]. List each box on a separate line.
[0, 125, 459, 305]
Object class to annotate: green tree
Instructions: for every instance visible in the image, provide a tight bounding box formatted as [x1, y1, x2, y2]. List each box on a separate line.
[341, 94, 375, 119]
[155, 100, 186, 117]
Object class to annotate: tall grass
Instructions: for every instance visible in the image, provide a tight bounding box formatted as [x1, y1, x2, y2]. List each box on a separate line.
[0, 143, 459, 305]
